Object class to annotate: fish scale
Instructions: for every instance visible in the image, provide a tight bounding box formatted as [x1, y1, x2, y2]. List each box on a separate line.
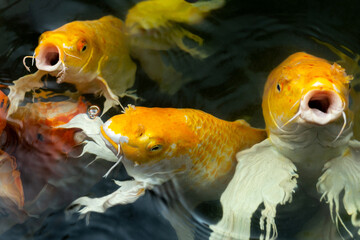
[67, 106, 266, 240]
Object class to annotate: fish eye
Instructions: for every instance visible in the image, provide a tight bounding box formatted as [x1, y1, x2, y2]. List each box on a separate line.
[148, 144, 163, 152]
[77, 39, 87, 52]
[276, 83, 281, 92]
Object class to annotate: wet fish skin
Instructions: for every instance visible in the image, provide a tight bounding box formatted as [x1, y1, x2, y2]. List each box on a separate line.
[8, 15, 136, 115]
[211, 52, 360, 240]
[68, 105, 266, 239]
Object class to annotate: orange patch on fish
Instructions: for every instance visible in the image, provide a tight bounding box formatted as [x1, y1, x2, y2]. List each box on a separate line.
[102, 106, 266, 192]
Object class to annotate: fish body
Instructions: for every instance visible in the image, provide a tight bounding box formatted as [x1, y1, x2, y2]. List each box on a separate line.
[211, 52, 360, 240]
[8, 98, 88, 157]
[0, 89, 24, 211]
[8, 15, 136, 115]
[100, 106, 265, 200]
[68, 106, 266, 238]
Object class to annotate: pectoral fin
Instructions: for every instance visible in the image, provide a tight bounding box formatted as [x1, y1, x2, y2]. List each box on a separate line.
[210, 139, 298, 240]
[96, 51, 137, 114]
[317, 140, 360, 238]
[67, 180, 149, 220]
[8, 71, 46, 116]
[57, 113, 118, 163]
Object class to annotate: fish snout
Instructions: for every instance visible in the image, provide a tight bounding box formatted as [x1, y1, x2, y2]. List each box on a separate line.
[300, 90, 344, 125]
[35, 44, 62, 72]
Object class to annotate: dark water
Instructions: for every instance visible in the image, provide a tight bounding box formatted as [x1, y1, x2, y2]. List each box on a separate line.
[1, 0, 360, 239]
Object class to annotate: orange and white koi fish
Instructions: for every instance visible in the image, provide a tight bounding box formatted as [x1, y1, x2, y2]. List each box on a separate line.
[63, 105, 265, 238]
[210, 52, 360, 240]
[8, 15, 136, 115]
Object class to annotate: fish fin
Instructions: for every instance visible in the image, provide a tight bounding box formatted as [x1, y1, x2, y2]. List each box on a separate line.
[210, 139, 298, 240]
[317, 140, 360, 238]
[0, 150, 24, 210]
[8, 71, 46, 116]
[96, 50, 137, 114]
[125, 0, 210, 58]
[67, 180, 147, 219]
[159, 200, 196, 240]
[131, 48, 191, 94]
[57, 113, 118, 162]
[192, 0, 226, 12]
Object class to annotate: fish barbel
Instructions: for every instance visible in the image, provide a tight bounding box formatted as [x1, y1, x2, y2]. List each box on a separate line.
[8, 15, 136, 115]
[211, 52, 360, 240]
[67, 105, 266, 238]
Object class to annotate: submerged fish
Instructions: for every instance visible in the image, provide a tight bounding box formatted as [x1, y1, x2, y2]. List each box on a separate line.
[125, 0, 225, 57]
[66, 105, 266, 238]
[0, 150, 24, 210]
[8, 15, 136, 115]
[210, 52, 360, 240]
[7, 98, 89, 158]
[124, 0, 225, 94]
[0, 89, 24, 211]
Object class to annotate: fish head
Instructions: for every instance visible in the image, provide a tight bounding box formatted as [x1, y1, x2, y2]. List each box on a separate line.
[262, 52, 352, 138]
[34, 21, 95, 76]
[101, 106, 198, 167]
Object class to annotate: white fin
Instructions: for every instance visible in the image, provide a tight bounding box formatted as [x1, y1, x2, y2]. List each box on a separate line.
[57, 113, 117, 163]
[317, 140, 360, 238]
[210, 139, 298, 240]
[8, 71, 46, 116]
[67, 180, 149, 218]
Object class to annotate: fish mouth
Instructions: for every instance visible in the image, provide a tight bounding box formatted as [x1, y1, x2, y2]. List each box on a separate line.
[35, 43, 63, 72]
[100, 126, 122, 156]
[300, 90, 343, 125]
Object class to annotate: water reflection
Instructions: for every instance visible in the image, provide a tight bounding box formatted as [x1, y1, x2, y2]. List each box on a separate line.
[1, 0, 360, 239]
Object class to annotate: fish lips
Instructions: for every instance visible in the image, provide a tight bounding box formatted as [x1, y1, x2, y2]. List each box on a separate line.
[100, 126, 122, 157]
[35, 43, 63, 72]
[300, 89, 344, 125]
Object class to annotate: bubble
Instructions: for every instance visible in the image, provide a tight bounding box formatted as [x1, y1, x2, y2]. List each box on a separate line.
[87, 105, 100, 119]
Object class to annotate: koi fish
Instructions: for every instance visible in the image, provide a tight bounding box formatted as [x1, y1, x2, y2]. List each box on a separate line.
[0, 89, 24, 211]
[8, 15, 137, 116]
[63, 105, 266, 238]
[125, 0, 225, 57]
[124, 0, 225, 94]
[210, 52, 360, 240]
[0, 150, 24, 210]
[7, 98, 89, 159]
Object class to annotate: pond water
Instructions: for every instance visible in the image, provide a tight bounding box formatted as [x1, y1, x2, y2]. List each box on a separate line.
[1, 0, 360, 239]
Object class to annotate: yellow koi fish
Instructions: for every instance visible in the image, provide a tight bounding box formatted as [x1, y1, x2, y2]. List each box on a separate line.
[64, 105, 266, 239]
[8, 15, 136, 115]
[311, 38, 360, 140]
[125, 0, 225, 57]
[124, 0, 225, 94]
[211, 52, 360, 240]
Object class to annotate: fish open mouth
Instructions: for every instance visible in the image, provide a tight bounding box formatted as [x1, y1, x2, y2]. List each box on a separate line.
[300, 90, 343, 125]
[35, 44, 62, 72]
[308, 94, 331, 114]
